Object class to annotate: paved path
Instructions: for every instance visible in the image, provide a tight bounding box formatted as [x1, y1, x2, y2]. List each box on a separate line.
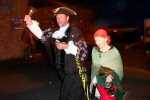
[0, 43, 150, 100]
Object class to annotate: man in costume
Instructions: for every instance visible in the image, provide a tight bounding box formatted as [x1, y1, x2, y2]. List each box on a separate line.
[90, 29, 124, 100]
[24, 7, 88, 100]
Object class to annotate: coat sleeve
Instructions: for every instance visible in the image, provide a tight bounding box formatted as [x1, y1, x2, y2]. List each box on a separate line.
[73, 28, 88, 61]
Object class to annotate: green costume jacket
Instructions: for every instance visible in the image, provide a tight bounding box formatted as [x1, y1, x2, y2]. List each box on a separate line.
[91, 46, 124, 82]
[91, 46, 124, 99]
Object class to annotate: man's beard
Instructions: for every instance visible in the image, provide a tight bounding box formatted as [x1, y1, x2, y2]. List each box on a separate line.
[58, 23, 64, 27]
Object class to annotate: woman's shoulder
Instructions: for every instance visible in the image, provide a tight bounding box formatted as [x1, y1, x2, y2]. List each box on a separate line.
[92, 46, 100, 55]
[92, 46, 98, 51]
[111, 46, 119, 51]
[110, 46, 121, 55]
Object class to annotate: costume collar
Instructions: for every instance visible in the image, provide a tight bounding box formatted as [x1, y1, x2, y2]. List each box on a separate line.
[59, 23, 70, 31]
[96, 45, 113, 53]
[52, 23, 70, 39]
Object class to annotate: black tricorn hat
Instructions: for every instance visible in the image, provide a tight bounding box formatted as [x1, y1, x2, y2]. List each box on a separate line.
[53, 7, 77, 16]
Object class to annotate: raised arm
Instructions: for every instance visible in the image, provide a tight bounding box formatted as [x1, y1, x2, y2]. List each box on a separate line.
[24, 15, 43, 39]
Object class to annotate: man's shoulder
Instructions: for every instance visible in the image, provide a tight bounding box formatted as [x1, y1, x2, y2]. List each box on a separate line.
[67, 24, 82, 39]
[70, 25, 81, 32]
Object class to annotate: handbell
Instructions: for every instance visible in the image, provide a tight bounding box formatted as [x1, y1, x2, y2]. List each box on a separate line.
[28, 7, 37, 16]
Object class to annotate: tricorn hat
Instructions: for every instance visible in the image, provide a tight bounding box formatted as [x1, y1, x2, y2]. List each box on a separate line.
[53, 7, 77, 16]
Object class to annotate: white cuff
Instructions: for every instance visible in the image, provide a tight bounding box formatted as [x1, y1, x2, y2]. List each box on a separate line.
[27, 20, 43, 39]
[92, 76, 97, 84]
[64, 41, 77, 56]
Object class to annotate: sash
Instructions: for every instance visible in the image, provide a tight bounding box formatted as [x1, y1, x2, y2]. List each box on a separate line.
[76, 59, 90, 100]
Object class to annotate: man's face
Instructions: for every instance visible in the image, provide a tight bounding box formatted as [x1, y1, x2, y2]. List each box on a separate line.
[94, 36, 108, 49]
[56, 14, 69, 27]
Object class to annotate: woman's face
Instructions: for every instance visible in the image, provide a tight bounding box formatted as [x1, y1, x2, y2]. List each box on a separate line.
[94, 36, 108, 49]
[56, 14, 69, 27]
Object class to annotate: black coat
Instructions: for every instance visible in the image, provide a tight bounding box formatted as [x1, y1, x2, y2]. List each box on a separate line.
[42, 24, 87, 79]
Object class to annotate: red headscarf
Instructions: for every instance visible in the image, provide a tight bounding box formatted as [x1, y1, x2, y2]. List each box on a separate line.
[94, 29, 111, 44]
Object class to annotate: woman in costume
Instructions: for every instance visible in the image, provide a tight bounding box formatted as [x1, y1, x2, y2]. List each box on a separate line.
[90, 29, 124, 100]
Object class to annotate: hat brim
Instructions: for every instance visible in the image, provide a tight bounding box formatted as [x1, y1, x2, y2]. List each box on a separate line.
[53, 7, 77, 16]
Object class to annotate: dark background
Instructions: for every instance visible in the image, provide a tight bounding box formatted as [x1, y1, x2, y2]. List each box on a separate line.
[30, 0, 150, 28]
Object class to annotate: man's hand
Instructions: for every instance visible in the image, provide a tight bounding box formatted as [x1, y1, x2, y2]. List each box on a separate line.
[56, 42, 69, 50]
[24, 15, 32, 25]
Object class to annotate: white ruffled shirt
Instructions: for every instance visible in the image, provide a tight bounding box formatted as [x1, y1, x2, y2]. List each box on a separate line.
[27, 20, 77, 56]
[52, 23, 77, 56]
[52, 23, 69, 39]
[27, 20, 43, 39]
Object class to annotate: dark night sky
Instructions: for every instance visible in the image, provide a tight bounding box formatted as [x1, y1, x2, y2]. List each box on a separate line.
[31, 0, 150, 28]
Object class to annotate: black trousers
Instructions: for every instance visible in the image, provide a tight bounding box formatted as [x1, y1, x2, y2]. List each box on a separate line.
[59, 73, 86, 100]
